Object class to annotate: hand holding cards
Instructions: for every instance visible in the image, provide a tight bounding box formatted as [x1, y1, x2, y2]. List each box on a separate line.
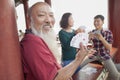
[93, 30, 101, 34]
[70, 33, 89, 48]
[89, 30, 101, 39]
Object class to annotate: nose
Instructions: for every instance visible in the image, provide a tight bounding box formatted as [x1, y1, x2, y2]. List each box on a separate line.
[45, 15, 51, 24]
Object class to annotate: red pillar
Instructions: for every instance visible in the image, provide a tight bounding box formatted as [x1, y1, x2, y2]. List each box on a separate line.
[45, 0, 51, 6]
[22, 0, 29, 29]
[109, 0, 120, 63]
[0, 0, 24, 80]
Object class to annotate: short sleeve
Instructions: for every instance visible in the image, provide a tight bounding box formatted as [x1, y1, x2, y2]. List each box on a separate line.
[106, 30, 113, 44]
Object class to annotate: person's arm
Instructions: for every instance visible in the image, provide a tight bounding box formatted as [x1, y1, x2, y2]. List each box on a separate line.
[99, 35, 112, 50]
[89, 32, 95, 40]
[54, 60, 81, 80]
[94, 31, 113, 50]
[54, 43, 95, 80]
[75, 28, 83, 34]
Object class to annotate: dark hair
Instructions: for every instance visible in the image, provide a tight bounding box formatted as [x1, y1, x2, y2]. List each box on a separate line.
[94, 15, 104, 21]
[60, 13, 72, 29]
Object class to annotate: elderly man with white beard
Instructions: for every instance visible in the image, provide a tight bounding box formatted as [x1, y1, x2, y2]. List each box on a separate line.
[20, 2, 95, 80]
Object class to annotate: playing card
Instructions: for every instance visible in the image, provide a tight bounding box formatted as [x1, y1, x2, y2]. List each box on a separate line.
[70, 33, 89, 48]
[79, 26, 86, 30]
[93, 30, 101, 34]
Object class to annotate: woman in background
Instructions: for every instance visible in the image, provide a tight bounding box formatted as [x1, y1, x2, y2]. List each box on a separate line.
[59, 13, 82, 75]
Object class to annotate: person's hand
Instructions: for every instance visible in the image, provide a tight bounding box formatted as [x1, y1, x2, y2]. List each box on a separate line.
[67, 77, 73, 80]
[89, 32, 95, 39]
[75, 43, 96, 62]
[75, 28, 84, 34]
[87, 48, 96, 57]
[94, 33, 103, 40]
[75, 43, 88, 61]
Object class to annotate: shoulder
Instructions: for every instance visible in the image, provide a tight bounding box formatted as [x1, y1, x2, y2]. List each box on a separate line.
[20, 33, 51, 58]
[20, 33, 46, 50]
[21, 33, 41, 43]
[59, 29, 64, 33]
[59, 29, 65, 35]
[103, 29, 113, 34]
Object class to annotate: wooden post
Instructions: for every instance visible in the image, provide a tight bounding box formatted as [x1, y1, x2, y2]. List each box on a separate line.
[45, 0, 51, 6]
[109, 0, 120, 63]
[0, 0, 24, 80]
[22, 0, 29, 29]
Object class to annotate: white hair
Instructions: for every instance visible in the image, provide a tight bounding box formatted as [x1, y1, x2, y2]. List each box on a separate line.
[31, 24, 61, 64]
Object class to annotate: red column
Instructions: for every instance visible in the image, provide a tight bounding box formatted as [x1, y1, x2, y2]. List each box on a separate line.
[0, 0, 24, 80]
[45, 0, 51, 6]
[109, 0, 120, 63]
[22, 0, 29, 29]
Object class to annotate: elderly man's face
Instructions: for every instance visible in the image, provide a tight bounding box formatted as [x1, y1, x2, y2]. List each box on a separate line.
[30, 3, 55, 33]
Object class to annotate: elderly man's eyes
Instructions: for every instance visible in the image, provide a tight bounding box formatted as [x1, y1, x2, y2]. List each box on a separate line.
[37, 14, 54, 18]
[38, 14, 45, 17]
[49, 14, 54, 17]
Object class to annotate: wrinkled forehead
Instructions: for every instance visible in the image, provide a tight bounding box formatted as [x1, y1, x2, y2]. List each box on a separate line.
[30, 3, 53, 16]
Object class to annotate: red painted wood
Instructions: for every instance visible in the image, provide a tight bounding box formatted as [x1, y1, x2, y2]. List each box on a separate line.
[45, 0, 51, 6]
[0, 0, 24, 80]
[23, 0, 29, 29]
[109, 0, 120, 63]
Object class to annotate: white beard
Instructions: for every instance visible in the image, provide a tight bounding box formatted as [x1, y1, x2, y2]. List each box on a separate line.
[31, 26, 61, 64]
